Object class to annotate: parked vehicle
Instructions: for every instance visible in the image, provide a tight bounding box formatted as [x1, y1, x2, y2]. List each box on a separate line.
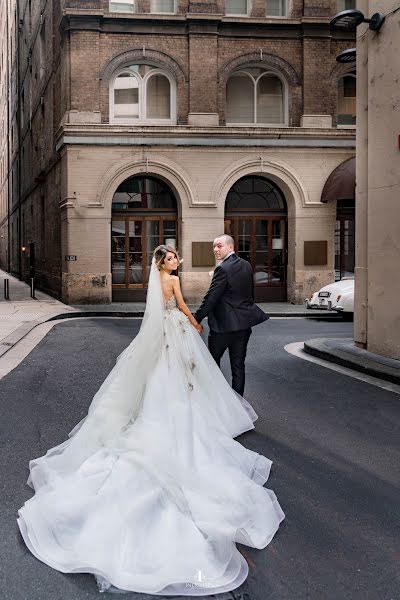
[305, 278, 354, 319]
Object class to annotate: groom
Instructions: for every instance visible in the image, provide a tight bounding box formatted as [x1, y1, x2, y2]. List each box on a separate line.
[194, 234, 269, 396]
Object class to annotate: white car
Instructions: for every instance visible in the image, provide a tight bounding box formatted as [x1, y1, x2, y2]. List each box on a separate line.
[305, 278, 354, 318]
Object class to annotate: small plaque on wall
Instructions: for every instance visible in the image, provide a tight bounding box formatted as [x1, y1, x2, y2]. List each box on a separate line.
[192, 242, 215, 267]
[304, 241, 328, 266]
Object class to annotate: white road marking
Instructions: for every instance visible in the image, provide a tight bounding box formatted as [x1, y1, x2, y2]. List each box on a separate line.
[284, 341, 400, 395]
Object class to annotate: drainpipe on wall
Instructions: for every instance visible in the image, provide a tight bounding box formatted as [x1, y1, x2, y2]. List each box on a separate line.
[6, 0, 11, 272]
[17, 0, 22, 280]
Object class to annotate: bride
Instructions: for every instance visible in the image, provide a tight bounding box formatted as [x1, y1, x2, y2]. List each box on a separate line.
[17, 245, 285, 595]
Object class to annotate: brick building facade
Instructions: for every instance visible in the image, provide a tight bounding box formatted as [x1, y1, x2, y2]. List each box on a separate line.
[0, 0, 356, 304]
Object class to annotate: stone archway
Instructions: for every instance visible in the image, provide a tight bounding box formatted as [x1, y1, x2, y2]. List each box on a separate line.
[111, 174, 179, 301]
[224, 175, 288, 302]
[96, 156, 195, 301]
[214, 156, 307, 303]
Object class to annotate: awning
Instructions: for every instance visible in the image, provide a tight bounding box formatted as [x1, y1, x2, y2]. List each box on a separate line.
[321, 157, 355, 203]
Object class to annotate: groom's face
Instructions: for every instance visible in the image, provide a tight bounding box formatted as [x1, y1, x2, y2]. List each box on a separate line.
[213, 237, 233, 261]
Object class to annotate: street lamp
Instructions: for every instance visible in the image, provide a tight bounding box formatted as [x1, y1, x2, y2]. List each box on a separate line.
[330, 9, 385, 31]
[336, 48, 356, 63]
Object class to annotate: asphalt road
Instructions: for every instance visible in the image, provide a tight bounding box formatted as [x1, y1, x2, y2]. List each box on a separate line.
[0, 318, 399, 600]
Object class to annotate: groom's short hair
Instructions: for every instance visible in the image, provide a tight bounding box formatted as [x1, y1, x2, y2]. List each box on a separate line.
[214, 234, 234, 247]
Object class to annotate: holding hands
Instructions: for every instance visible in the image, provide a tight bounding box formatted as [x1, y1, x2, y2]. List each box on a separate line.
[193, 322, 204, 334]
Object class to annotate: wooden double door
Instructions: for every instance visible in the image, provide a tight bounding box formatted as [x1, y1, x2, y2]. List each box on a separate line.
[111, 215, 178, 301]
[225, 216, 287, 302]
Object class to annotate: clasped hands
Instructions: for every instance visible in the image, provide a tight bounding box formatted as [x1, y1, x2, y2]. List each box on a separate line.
[193, 322, 204, 334]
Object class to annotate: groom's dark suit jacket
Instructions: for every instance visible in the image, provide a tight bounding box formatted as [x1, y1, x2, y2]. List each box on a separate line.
[194, 253, 269, 333]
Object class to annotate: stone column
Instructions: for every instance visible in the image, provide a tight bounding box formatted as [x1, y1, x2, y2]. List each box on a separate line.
[353, 8, 369, 349]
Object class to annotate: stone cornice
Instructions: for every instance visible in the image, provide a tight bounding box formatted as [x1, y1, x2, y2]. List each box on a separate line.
[57, 123, 356, 137]
[59, 10, 355, 40]
[55, 124, 356, 152]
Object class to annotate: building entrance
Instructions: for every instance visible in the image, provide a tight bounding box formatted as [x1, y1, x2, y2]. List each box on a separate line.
[111, 176, 178, 301]
[224, 176, 288, 302]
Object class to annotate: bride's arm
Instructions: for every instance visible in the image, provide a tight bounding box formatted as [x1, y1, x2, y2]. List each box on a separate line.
[172, 277, 202, 331]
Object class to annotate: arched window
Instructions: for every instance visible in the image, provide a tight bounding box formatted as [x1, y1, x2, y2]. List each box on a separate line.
[337, 74, 356, 126]
[110, 64, 176, 124]
[226, 67, 287, 125]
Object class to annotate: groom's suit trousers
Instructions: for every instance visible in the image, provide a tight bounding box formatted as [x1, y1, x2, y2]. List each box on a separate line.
[208, 328, 252, 396]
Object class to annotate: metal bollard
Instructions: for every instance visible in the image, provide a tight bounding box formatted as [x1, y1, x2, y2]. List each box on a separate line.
[30, 277, 36, 299]
[4, 278, 10, 300]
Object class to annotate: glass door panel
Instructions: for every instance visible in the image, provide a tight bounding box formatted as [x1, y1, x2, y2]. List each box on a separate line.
[335, 219, 341, 280]
[145, 220, 160, 282]
[128, 220, 143, 284]
[343, 218, 355, 277]
[163, 220, 177, 247]
[237, 220, 252, 263]
[272, 220, 286, 283]
[255, 219, 269, 285]
[111, 220, 126, 284]
[112, 215, 177, 289]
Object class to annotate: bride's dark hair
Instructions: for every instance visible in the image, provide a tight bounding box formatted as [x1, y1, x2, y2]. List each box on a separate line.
[153, 245, 182, 271]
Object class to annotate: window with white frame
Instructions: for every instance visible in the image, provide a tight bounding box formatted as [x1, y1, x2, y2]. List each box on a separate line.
[266, 0, 287, 16]
[111, 64, 175, 124]
[225, 0, 249, 15]
[337, 0, 355, 12]
[337, 74, 356, 126]
[226, 67, 287, 125]
[151, 0, 176, 13]
[109, 0, 135, 12]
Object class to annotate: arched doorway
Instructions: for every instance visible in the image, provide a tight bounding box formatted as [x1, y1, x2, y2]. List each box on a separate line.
[335, 199, 355, 280]
[111, 175, 178, 301]
[224, 175, 288, 302]
[321, 157, 355, 281]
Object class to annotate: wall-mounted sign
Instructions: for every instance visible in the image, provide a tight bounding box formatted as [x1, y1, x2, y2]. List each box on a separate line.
[192, 242, 215, 267]
[65, 255, 77, 261]
[304, 241, 327, 266]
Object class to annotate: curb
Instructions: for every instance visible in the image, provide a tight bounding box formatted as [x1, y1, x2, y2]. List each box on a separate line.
[303, 339, 400, 385]
[0, 309, 343, 360]
[49, 311, 341, 320]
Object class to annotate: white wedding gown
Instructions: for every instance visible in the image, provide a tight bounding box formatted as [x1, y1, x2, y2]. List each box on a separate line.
[17, 260, 284, 595]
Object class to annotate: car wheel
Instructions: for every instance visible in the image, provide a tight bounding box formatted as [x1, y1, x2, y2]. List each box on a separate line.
[341, 312, 354, 322]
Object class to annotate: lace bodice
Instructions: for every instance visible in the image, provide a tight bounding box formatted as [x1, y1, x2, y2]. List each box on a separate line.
[164, 295, 177, 311]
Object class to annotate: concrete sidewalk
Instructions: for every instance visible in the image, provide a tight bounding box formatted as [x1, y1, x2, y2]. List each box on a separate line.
[0, 268, 335, 359]
[304, 337, 400, 385]
[0, 270, 76, 356]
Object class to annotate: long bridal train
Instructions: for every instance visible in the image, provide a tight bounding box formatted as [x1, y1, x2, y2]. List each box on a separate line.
[17, 263, 284, 595]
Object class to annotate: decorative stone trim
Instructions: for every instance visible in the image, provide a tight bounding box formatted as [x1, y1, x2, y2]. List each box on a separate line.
[218, 51, 301, 85]
[329, 61, 356, 84]
[100, 48, 188, 83]
[212, 155, 309, 214]
[94, 154, 201, 210]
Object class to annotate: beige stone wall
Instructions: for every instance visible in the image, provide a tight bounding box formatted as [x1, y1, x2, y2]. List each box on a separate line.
[354, 0, 400, 359]
[61, 143, 352, 304]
